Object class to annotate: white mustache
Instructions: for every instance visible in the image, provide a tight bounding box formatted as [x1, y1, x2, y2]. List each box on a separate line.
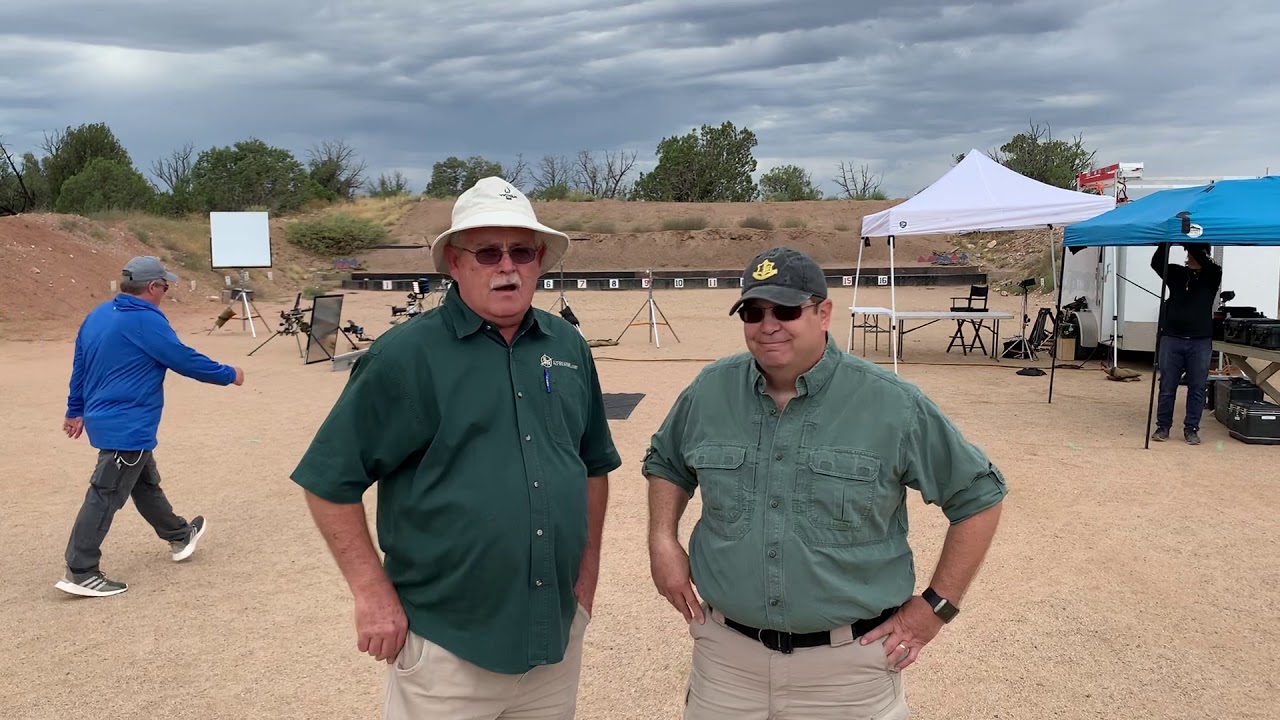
[490, 273, 522, 290]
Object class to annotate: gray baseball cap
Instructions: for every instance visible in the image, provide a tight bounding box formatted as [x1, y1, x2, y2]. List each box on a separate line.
[122, 256, 178, 283]
[729, 246, 828, 315]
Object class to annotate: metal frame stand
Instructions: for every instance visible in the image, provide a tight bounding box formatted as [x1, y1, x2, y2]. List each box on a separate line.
[617, 269, 679, 347]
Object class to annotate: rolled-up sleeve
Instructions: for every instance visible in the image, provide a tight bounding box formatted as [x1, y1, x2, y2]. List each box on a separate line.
[898, 392, 1007, 524]
[578, 353, 623, 477]
[642, 384, 698, 494]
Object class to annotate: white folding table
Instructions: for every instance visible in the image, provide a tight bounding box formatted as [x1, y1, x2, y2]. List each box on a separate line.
[848, 306, 1014, 361]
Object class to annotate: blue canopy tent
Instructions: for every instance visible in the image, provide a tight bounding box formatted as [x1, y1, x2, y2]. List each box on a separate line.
[1046, 176, 1280, 447]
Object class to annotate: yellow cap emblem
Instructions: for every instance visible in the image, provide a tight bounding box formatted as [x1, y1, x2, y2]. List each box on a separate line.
[752, 259, 778, 281]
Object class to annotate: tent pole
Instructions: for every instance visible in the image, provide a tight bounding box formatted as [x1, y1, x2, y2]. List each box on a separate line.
[1048, 242, 1069, 404]
[1144, 243, 1172, 450]
[850, 236, 867, 353]
[1047, 224, 1057, 292]
[889, 235, 898, 375]
[1110, 246, 1120, 370]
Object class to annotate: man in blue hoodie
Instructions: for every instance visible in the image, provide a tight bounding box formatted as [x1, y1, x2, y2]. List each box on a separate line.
[56, 256, 245, 598]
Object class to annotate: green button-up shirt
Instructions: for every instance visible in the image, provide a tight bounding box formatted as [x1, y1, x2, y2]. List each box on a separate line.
[643, 335, 1005, 634]
[291, 286, 622, 674]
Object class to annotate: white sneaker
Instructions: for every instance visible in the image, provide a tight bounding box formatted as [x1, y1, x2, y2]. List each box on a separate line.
[170, 516, 207, 562]
[55, 570, 128, 597]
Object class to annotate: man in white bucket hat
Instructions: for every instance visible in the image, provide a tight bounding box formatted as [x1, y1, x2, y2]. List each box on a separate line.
[292, 176, 620, 719]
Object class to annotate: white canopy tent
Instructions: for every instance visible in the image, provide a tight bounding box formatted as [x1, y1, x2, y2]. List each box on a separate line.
[855, 149, 1117, 372]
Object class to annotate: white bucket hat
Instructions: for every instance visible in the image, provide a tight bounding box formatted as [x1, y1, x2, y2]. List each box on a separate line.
[431, 176, 569, 275]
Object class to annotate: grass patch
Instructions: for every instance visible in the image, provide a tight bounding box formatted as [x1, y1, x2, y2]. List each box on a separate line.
[834, 223, 850, 232]
[90, 211, 214, 273]
[592, 220, 617, 234]
[739, 216, 774, 230]
[331, 195, 420, 228]
[285, 213, 389, 256]
[631, 223, 655, 233]
[781, 218, 807, 229]
[560, 218, 585, 232]
[662, 216, 708, 231]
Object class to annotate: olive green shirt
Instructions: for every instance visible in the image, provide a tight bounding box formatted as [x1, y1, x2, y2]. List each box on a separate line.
[291, 286, 622, 674]
[643, 335, 1006, 634]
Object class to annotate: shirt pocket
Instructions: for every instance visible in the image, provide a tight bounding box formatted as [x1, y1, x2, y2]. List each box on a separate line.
[689, 442, 754, 539]
[794, 448, 880, 547]
[544, 372, 586, 449]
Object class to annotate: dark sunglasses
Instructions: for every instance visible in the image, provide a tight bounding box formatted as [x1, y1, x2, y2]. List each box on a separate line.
[737, 302, 817, 324]
[458, 245, 539, 265]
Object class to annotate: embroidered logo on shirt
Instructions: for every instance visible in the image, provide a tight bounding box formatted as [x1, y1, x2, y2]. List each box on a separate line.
[541, 354, 578, 370]
[752, 259, 778, 280]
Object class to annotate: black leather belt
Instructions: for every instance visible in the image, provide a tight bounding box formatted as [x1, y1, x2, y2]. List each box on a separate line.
[713, 606, 896, 655]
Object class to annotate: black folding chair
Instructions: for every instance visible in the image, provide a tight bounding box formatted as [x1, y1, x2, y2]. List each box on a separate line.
[946, 285, 990, 355]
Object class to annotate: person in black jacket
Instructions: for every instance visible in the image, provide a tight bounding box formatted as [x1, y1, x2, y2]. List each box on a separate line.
[1151, 243, 1222, 445]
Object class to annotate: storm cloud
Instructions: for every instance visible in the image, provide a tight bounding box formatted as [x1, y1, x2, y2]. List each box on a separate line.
[1, 0, 1277, 198]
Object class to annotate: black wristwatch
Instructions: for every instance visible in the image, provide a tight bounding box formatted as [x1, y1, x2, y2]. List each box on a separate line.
[922, 587, 959, 623]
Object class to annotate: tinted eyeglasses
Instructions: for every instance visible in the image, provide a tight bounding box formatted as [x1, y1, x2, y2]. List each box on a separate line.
[458, 245, 539, 265]
[737, 302, 817, 324]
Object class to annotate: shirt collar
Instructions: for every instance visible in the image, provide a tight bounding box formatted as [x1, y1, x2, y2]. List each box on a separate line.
[442, 283, 556, 340]
[750, 333, 841, 397]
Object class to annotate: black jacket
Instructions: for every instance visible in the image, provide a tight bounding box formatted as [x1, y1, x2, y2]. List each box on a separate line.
[1151, 244, 1222, 339]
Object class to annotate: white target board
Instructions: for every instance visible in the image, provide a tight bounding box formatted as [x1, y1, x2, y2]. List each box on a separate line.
[544, 279, 554, 289]
[382, 280, 393, 290]
[707, 278, 718, 288]
[842, 276, 853, 286]
[877, 275, 889, 286]
[674, 278, 684, 288]
[609, 278, 619, 289]
[210, 212, 272, 269]
[577, 279, 587, 289]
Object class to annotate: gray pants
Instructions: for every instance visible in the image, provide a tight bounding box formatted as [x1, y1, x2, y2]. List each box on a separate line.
[64, 450, 189, 575]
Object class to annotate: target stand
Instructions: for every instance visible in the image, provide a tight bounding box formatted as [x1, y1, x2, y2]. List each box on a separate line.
[616, 269, 679, 347]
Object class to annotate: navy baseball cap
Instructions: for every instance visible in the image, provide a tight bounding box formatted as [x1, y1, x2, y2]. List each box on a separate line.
[729, 246, 828, 316]
[122, 256, 178, 283]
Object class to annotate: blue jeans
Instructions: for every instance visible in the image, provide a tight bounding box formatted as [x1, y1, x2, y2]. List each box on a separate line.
[1156, 336, 1213, 432]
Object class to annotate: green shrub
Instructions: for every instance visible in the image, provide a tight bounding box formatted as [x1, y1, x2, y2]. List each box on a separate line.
[286, 213, 388, 256]
[738, 216, 773, 230]
[662, 216, 708, 231]
[781, 217, 807, 229]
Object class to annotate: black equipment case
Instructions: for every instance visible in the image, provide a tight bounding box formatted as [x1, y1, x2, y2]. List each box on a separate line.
[1249, 323, 1280, 350]
[1224, 318, 1280, 345]
[1212, 378, 1264, 424]
[1227, 400, 1280, 445]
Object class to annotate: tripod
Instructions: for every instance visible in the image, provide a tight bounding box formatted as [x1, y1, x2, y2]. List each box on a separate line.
[248, 292, 310, 358]
[617, 270, 679, 347]
[1001, 279, 1038, 360]
[546, 259, 585, 336]
[209, 287, 265, 337]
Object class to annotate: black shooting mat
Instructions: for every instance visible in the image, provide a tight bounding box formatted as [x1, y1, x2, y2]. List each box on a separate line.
[602, 393, 645, 420]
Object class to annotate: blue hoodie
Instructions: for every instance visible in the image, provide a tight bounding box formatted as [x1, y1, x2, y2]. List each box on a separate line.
[66, 293, 237, 451]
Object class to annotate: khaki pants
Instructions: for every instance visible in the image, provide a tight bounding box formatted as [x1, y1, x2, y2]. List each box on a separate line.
[683, 606, 909, 720]
[385, 604, 590, 720]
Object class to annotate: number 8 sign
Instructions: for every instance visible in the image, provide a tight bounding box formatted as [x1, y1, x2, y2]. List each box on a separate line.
[609, 278, 619, 289]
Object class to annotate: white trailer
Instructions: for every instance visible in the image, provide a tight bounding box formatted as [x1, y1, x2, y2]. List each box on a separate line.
[1066, 164, 1280, 357]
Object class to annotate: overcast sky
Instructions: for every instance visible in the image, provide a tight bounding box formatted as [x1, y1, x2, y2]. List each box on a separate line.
[2, 0, 1277, 199]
